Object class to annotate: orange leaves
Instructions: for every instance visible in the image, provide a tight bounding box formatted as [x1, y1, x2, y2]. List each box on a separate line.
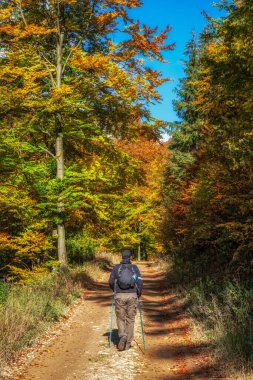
[122, 22, 174, 62]
[19, 25, 56, 43]
[70, 47, 143, 102]
[0, 0, 174, 270]
[105, 0, 142, 8]
[19, 24, 57, 38]
[0, 65, 26, 83]
[14, 231, 52, 257]
[0, 233, 17, 252]
[205, 42, 229, 62]
[0, 24, 19, 35]
[95, 11, 120, 27]
[70, 48, 111, 72]
[0, 23, 56, 42]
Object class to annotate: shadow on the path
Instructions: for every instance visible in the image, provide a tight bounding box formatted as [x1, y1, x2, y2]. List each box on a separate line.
[160, 363, 221, 380]
[140, 263, 221, 379]
[103, 329, 119, 347]
[86, 262, 222, 379]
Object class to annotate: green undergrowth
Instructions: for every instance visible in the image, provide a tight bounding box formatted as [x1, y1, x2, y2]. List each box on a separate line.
[158, 256, 253, 375]
[0, 251, 117, 373]
[66, 232, 96, 264]
[186, 280, 253, 369]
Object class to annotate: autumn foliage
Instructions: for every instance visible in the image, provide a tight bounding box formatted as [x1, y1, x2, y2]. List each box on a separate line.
[162, 0, 253, 284]
[0, 0, 172, 281]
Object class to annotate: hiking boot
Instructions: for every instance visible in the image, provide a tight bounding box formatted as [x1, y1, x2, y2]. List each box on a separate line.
[125, 343, 131, 350]
[118, 336, 127, 351]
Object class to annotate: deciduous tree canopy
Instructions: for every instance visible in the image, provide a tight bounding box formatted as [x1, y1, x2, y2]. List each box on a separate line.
[0, 0, 171, 281]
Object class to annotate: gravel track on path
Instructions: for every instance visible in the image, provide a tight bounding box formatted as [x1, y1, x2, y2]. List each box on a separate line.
[12, 262, 222, 380]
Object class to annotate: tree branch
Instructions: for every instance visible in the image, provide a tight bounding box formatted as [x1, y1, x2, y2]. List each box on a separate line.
[62, 39, 82, 74]
[40, 58, 57, 87]
[62, 0, 96, 75]
[17, 1, 27, 26]
[17, 1, 56, 87]
[38, 145, 56, 159]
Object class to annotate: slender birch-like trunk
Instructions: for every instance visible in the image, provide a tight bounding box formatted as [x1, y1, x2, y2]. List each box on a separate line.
[137, 221, 142, 261]
[138, 243, 141, 261]
[55, 25, 67, 268]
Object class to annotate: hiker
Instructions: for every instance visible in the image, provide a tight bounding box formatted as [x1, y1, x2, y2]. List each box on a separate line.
[109, 249, 143, 351]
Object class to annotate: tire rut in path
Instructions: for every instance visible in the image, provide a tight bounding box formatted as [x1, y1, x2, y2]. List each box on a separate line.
[136, 263, 221, 380]
[19, 262, 220, 380]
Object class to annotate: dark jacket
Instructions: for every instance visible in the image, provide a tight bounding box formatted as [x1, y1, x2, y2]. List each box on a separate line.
[109, 258, 143, 296]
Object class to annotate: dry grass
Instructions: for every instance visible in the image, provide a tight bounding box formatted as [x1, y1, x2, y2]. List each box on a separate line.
[153, 255, 171, 273]
[0, 272, 81, 370]
[0, 250, 118, 373]
[152, 256, 253, 379]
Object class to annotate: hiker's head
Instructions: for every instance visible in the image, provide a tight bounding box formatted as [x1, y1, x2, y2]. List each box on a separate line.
[122, 249, 132, 260]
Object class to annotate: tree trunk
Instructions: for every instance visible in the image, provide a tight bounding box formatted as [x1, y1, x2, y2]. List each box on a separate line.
[55, 122, 67, 268]
[55, 29, 67, 268]
[138, 243, 141, 262]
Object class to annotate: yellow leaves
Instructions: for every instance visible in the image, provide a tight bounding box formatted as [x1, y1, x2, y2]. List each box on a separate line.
[0, 233, 17, 252]
[191, 76, 211, 107]
[22, 24, 57, 37]
[0, 231, 52, 282]
[0, 25, 19, 35]
[105, 0, 141, 8]
[51, 84, 73, 99]
[70, 48, 111, 72]
[95, 11, 120, 26]
[0, 65, 26, 83]
[105, 62, 137, 100]
[62, 0, 78, 4]
[14, 231, 52, 256]
[7, 264, 48, 283]
[46, 84, 80, 113]
[70, 49, 140, 102]
[205, 42, 229, 62]
[12, 24, 56, 42]
[0, 22, 56, 42]
[0, 6, 13, 21]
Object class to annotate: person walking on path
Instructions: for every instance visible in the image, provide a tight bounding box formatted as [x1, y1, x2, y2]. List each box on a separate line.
[109, 249, 143, 351]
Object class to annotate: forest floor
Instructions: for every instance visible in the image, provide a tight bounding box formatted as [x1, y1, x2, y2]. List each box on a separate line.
[8, 262, 225, 380]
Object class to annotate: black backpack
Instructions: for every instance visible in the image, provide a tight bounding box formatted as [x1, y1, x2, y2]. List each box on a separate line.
[117, 264, 137, 290]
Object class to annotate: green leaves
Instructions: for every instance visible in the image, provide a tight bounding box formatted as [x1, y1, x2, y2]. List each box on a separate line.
[163, 0, 253, 283]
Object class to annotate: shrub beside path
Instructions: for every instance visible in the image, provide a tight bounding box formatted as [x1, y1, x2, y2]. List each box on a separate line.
[12, 263, 222, 380]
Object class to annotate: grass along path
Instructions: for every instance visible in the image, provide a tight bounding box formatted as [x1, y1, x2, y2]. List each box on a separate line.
[14, 262, 221, 380]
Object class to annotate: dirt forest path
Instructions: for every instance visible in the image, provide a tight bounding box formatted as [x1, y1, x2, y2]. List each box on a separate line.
[19, 262, 222, 380]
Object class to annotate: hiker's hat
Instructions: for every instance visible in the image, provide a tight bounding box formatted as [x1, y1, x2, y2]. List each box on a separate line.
[122, 249, 132, 259]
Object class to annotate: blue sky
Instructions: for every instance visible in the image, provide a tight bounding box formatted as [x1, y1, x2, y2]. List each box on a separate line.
[129, 0, 223, 123]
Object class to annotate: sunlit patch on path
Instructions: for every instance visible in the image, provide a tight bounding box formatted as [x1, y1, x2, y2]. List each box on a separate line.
[17, 262, 220, 380]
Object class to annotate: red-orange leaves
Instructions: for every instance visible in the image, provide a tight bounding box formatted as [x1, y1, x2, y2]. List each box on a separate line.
[95, 11, 120, 28]
[105, 0, 142, 8]
[70, 48, 111, 72]
[122, 22, 174, 61]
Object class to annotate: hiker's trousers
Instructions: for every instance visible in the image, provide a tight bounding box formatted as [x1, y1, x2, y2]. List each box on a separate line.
[115, 293, 138, 344]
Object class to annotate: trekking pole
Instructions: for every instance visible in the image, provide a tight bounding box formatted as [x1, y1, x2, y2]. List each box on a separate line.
[138, 299, 146, 352]
[109, 292, 115, 348]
